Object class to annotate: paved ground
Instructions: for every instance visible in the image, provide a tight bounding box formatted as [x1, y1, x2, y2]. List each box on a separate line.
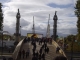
[18, 42, 61, 60]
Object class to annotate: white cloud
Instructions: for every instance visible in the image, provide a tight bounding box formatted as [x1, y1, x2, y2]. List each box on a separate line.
[2, 0, 77, 36]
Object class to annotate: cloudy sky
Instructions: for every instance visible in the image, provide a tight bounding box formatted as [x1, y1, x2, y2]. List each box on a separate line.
[0, 0, 78, 37]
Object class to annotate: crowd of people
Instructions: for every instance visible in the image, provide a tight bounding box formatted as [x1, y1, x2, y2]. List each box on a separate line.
[2, 36, 67, 60]
[18, 37, 50, 60]
[31, 37, 50, 60]
[17, 37, 67, 60]
[18, 48, 30, 59]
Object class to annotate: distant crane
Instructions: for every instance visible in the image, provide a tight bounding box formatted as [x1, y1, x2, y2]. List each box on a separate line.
[32, 16, 35, 34]
[46, 14, 50, 38]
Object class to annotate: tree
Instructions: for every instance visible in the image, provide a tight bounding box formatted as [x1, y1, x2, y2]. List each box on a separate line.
[66, 35, 76, 42]
[75, 0, 80, 41]
[0, 3, 3, 31]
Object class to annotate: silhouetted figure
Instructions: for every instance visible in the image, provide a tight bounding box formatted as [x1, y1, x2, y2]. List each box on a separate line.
[39, 40, 40, 45]
[22, 49, 25, 59]
[3, 57, 6, 60]
[35, 51, 39, 57]
[8, 57, 13, 60]
[44, 48, 47, 54]
[32, 56, 35, 60]
[39, 48, 42, 55]
[33, 51, 36, 57]
[42, 53, 45, 60]
[26, 52, 28, 58]
[56, 47, 60, 53]
[19, 51, 21, 58]
[33, 48, 36, 53]
[38, 54, 41, 60]
[32, 56, 38, 60]
[27, 48, 30, 56]
[24, 37, 27, 43]
[44, 43, 47, 48]
[42, 44, 44, 49]
[46, 47, 49, 54]
[54, 56, 67, 60]
[34, 43, 36, 50]
[41, 40, 42, 45]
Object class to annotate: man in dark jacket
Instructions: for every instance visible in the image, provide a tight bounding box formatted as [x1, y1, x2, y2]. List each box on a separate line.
[22, 49, 25, 59]
[46, 47, 49, 54]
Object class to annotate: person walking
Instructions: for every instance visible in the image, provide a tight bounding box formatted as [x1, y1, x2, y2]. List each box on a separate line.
[38, 54, 41, 60]
[22, 49, 25, 59]
[42, 53, 45, 60]
[35, 51, 39, 58]
[25, 51, 28, 58]
[19, 51, 21, 59]
[46, 47, 49, 54]
[3, 57, 6, 60]
[54, 56, 67, 60]
[56, 47, 60, 53]
[39, 48, 42, 55]
[27, 48, 30, 56]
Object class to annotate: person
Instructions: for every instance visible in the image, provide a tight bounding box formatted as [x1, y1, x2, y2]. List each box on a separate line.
[35, 51, 39, 57]
[39, 48, 42, 55]
[33, 51, 36, 57]
[42, 53, 45, 60]
[27, 48, 30, 56]
[25, 51, 28, 58]
[24, 37, 27, 43]
[32, 55, 38, 60]
[19, 51, 21, 59]
[46, 47, 49, 54]
[44, 48, 47, 54]
[38, 54, 41, 60]
[22, 49, 25, 59]
[33, 48, 35, 54]
[32, 56, 35, 60]
[56, 46, 60, 53]
[8, 57, 13, 60]
[54, 56, 67, 60]
[3, 57, 6, 60]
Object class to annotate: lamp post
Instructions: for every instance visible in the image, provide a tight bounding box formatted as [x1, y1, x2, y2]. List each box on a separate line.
[20, 26, 21, 36]
[71, 36, 73, 60]
[2, 30, 3, 55]
[0, 26, 3, 56]
[0, 10, 4, 55]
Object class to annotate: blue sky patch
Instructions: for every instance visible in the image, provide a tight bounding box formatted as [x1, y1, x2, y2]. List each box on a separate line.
[0, 0, 10, 3]
[48, 3, 73, 8]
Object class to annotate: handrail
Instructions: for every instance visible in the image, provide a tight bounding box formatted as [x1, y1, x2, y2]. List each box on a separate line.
[52, 40, 67, 57]
[12, 39, 24, 60]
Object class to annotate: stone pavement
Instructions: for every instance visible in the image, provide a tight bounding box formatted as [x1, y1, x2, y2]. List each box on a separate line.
[18, 42, 62, 60]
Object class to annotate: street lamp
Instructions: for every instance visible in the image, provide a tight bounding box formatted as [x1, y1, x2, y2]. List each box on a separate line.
[0, 31, 2, 55]
[20, 26, 21, 36]
[0, 29, 3, 55]
[0, 10, 4, 55]
[71, 36, 73, 60]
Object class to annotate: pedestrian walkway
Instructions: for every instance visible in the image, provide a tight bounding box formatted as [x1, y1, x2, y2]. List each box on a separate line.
[17, 42, 62, 60]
